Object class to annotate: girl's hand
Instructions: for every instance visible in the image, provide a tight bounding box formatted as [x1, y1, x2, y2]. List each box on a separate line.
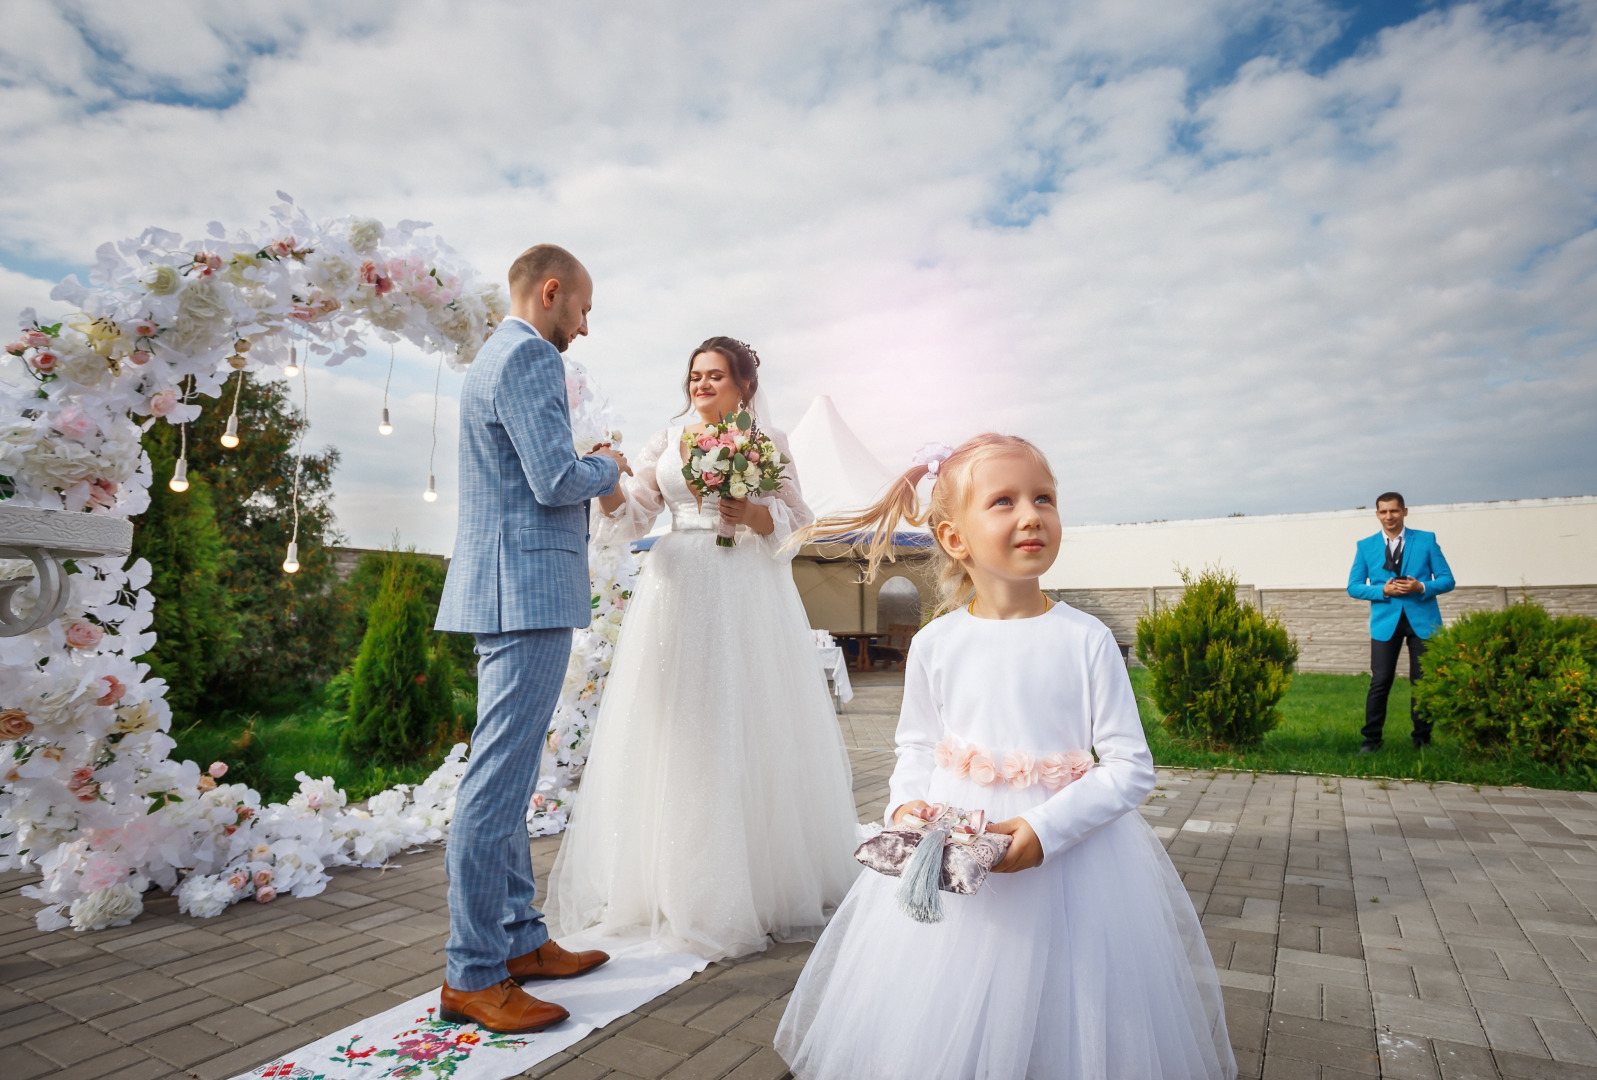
[718, 497, 774, 535]
[891, 800, 933, 826]
[987, 817, 1044, 873]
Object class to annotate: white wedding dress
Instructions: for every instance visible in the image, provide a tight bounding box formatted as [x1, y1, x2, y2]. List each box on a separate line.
[546, 426, 862, 961]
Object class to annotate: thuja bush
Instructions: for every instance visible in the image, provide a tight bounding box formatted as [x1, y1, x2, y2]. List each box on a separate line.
[341, 553, 459, 764]
[1135, 567, 1299, 748]
[1416, 602, 1597, 767]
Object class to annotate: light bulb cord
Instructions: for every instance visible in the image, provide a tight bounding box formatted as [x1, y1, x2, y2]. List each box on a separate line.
[229, 366, 244, 421]
[383, 343, 395, 412]
[289, 345, 308, 548]
[428, 350, 444, 478]
[178, 372, 191, 463]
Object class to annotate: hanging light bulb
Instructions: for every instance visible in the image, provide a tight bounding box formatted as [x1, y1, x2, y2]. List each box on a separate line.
[220, 413, 240, 448]
[378, 407, 393, 436]
[423, 474, 438, 502]
[284, 344, 300, 378]
[169, 457, 190, 493]
[282, 541, 300, 574]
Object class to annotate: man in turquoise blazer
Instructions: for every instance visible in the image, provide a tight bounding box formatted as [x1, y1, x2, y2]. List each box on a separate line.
[1346, 492, 1455, 752]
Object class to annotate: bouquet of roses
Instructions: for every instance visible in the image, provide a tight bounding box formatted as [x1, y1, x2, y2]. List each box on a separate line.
[681, 409, 789, 547]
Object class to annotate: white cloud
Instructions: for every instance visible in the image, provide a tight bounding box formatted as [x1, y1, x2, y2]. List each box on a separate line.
[1, 0, 1592, 551]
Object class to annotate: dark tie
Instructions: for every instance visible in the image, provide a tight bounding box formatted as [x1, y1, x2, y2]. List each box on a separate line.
[1384, 537, 1403, 575]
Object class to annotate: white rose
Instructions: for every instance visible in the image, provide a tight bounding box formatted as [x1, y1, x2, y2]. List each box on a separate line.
[144, 265, 181, 296]
[69, 883, 143, 931]
[309, 252, 358, 294]
[170, 279, 231, 352]
[729, 482, 749, 498]
[347, 218, 385, 254]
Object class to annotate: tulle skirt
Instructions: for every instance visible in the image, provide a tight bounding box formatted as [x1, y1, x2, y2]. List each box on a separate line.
[776, 773, 1236, 1080]
[546, 528, 862, 961]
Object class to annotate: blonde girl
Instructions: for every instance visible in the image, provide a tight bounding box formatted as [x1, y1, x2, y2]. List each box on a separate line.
[775, 434, 1235, 1080]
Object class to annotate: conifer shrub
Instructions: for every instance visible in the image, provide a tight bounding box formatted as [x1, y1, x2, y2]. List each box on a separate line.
[1135, 567, 1299, 748]
[340, 553, 458, 764]
[1416, 602, 1597, 767]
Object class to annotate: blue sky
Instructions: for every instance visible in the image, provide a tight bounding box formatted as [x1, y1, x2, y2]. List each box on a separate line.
[1, 0, 1593, 552]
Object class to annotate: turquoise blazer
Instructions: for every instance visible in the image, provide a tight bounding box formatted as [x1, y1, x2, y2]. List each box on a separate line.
[1346, 529, 1455, 641]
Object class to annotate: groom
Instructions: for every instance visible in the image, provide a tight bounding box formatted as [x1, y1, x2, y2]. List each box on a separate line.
[434, 244, 630, 1033]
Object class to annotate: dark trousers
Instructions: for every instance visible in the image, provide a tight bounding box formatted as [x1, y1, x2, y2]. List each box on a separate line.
[1363, 611, 1431, 745]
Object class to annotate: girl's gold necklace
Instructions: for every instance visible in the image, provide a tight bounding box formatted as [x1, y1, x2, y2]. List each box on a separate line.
[969, 595, 1053, 617]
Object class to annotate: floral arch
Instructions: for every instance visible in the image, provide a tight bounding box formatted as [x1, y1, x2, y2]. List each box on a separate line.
[0, 196, 632, 931]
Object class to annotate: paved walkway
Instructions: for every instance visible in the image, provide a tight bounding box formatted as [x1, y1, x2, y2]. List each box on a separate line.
[6, 675, 1597, 1078]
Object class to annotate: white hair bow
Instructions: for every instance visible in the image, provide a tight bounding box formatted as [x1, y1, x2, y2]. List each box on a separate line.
[911, 442, 956, 478]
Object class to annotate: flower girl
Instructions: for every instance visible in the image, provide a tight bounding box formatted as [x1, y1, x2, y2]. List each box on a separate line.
[775, 435, 1235, 1080]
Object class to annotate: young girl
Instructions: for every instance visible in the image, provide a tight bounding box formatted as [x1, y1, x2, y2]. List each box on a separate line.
[775, 435, 1235, 1080]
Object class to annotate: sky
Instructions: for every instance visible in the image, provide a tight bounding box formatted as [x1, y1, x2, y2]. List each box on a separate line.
[1, 0, 1593, 553]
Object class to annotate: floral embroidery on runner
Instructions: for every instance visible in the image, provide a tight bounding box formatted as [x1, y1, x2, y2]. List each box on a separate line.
[933, 735, 1094, 790]
[247, 1009, 528, 1080]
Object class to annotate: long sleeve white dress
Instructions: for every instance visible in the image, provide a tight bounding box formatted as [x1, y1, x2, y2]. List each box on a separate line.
[545, 426, 862, 961]
[775, 602, 1236, 1080]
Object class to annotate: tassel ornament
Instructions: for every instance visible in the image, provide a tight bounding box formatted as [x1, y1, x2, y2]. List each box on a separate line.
[895, 826, 948, 924]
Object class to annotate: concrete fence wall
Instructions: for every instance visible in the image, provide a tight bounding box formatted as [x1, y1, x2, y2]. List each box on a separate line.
[1045, 584, 1597, 674]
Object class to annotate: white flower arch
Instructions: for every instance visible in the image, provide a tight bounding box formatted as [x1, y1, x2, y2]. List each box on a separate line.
[0, 197, 632, 931]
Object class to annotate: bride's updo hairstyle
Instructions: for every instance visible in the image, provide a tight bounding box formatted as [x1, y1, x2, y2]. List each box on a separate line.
[802, 434, 1055, 618]
[678, 336, 761, 416]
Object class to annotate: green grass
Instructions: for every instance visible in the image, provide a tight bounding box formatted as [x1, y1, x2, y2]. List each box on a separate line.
[1132, 668, 1597, 792]
[170, 696, 450, 805]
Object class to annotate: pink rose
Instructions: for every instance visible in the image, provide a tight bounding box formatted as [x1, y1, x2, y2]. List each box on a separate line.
[31, 350, 57, 373]
[64, 620, 103, 649]
[0, 709, 33, 740]
[129, 350, 152, 366]
[1000, 751, 1039, 790]
[745, 449, 759, 464]
[236, 805, 254, 821]
[130, 319, 158, 338]
[1063, 749, 1094, 781]
[67, 767, 98, 802]
[23, 330, 51, 348]
[53, 406, 96, 441]
[86, 479, 118, 510]
[720, 433, 738, 448]
[968, 752, 998, 786]
[255, 886, 277, 904]
[148, 389, 177, 417]
[209, 761, 228, 778]
[359, 259, 393, 296]
[95, 677, 126, 707]
[226, 870, 249, 892]
[700, 472, 722, 487]
[531, 793, 545, 809]
[696, 435, 718, 451]
[5, 340, 27, 356]
[253, 868, 273, 888]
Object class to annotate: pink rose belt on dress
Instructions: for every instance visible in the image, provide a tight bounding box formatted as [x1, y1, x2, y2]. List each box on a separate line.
[933, 735, 1094, 791]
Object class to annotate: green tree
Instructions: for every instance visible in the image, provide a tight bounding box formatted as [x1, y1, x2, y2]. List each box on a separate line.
[130, 437, 239, 722]
[1135, 566, 1299, 748]
[142, 374, 342, 711]
[341, 553, 458, 764]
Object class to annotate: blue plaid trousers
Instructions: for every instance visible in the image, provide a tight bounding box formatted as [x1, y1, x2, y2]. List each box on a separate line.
[445, 627, 573, 990]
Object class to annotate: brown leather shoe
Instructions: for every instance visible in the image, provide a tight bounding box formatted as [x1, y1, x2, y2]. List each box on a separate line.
[439, 978, 570, 1033]
[507, 939, 610, 982]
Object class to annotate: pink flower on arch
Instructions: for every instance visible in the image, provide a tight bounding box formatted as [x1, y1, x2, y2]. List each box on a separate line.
[86, 479, 119, 510]
[30, 350, 57, 373]
[53, 406, 96, 441]
[129, 349, 152, 366]
[95, 677, 126, 707]
[147, 389, 177, 417]
[67, 767, 99, 802]
[23, 330, 51, 349]
[5, 340, 28, 356]
[209, 761, 227, 778]
[64, 620, 103, 649]
[130, 319, 159, 338]
[255, 885, 277, 904]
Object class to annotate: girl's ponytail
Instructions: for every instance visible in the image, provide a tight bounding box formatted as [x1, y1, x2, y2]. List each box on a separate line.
[802, 463, 931, 582]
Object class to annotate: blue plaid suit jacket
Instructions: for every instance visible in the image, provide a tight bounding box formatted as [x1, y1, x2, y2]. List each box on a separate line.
[435, 321, 620, 634]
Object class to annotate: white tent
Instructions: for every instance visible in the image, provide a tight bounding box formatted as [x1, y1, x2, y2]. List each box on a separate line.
[786, 395, 896, 520]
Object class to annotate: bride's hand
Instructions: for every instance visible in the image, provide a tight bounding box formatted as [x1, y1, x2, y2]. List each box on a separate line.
[718, 497, 774, 535]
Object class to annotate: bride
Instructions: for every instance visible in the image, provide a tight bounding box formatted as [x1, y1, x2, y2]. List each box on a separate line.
[547, 336, 861, 961]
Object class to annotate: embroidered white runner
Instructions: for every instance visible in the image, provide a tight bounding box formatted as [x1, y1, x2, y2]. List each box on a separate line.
[230, 934, 706, 1080]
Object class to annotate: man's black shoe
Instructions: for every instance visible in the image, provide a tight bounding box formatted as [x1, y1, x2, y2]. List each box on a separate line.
[1358, 741, 1383, 754]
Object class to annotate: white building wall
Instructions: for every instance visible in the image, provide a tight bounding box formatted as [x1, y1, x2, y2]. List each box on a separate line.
[1043, 496, 1597, 591]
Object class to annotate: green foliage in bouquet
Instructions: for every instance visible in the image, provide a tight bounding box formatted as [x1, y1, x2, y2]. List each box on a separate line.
[131, 437, 239, 722]
[1135, 567, 1299, 748]
[341, 553, 459, 764]
[1415, 602, 1597, 767]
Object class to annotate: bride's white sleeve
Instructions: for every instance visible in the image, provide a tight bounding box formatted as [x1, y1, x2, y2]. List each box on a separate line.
[592, 428, 669, 546]
[1020, 629, 1157, 861]
[746, 429, 814, 562]
[884, 640, 939, 825]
